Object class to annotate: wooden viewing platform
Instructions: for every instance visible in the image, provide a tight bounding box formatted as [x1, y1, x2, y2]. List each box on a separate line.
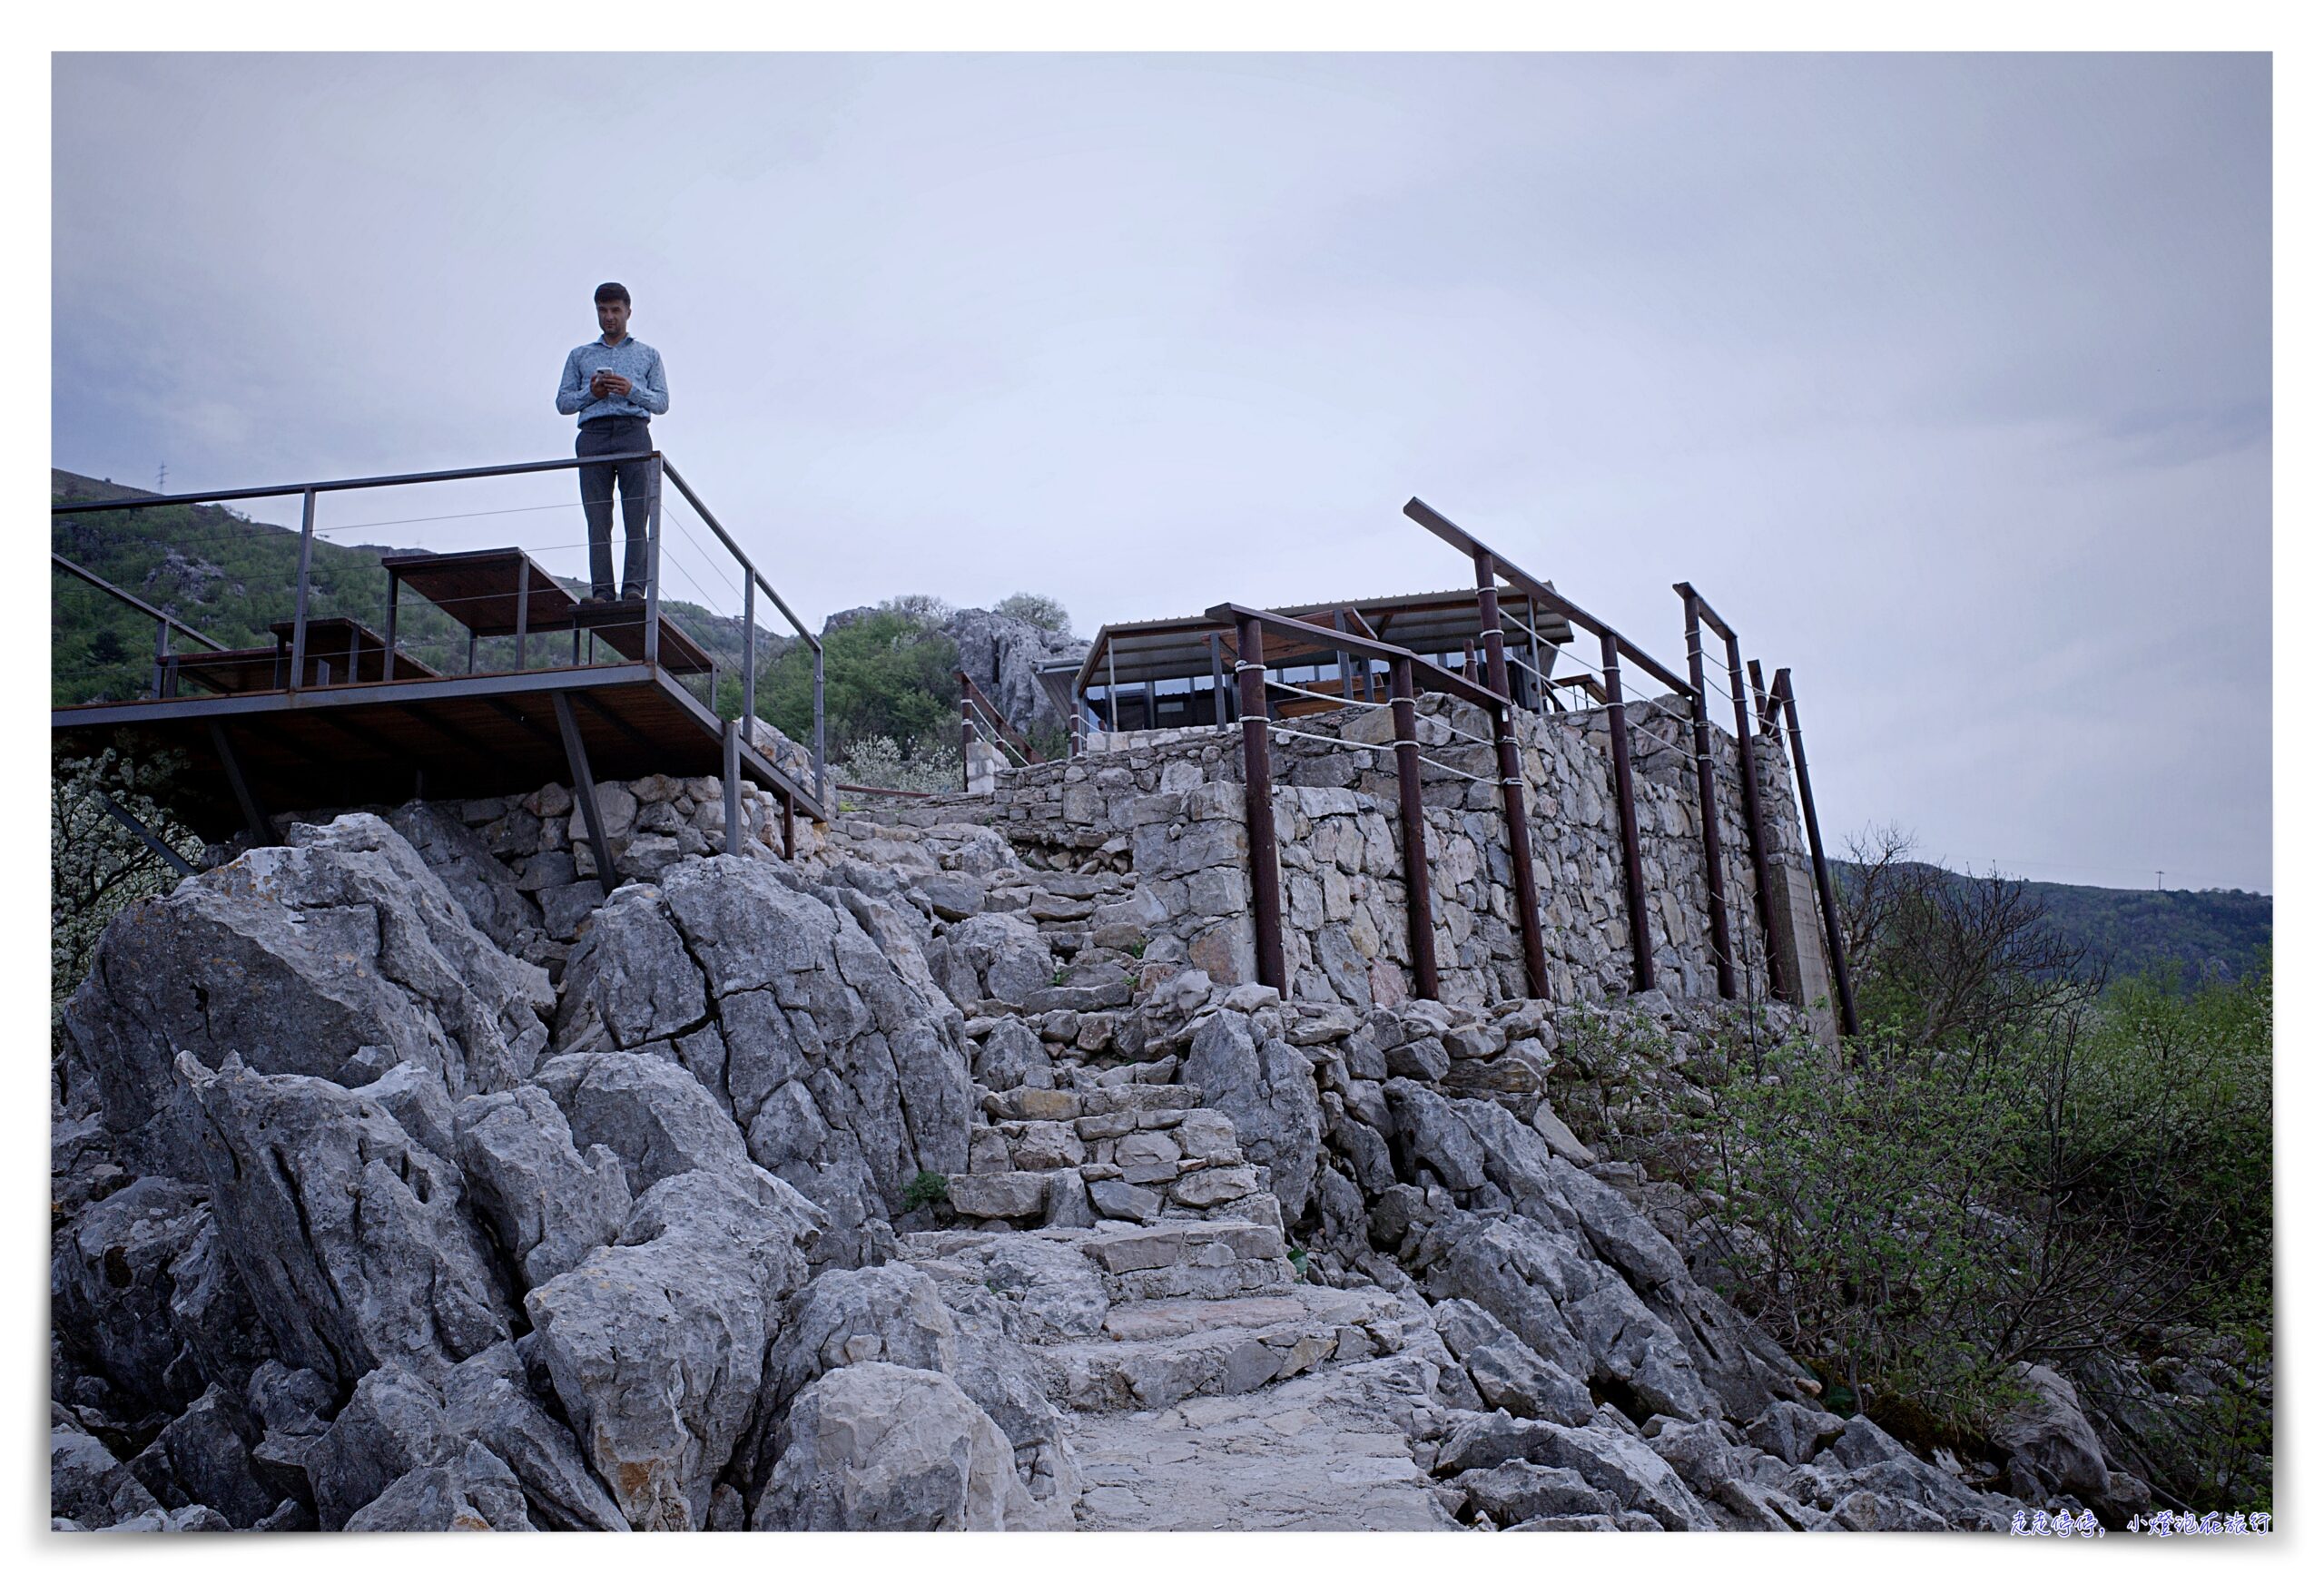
[52, 452, 828, 861]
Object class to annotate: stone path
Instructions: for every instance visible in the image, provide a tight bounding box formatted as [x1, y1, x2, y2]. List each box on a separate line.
[1071, 1355, 1458, 1531]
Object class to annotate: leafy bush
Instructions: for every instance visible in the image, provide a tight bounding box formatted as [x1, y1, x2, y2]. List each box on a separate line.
[833, 735, 960, 801]
[1677, 849, 2272, 1500]
[902, 1170, 950, 1213]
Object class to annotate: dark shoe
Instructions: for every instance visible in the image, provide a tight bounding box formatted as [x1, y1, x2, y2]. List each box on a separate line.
[619, 585, 645, 603]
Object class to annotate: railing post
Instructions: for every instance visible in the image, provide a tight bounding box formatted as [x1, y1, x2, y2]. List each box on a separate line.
[514, 558, 530, 673]
[288, 487, 317, 692]
[1775, 670, 1860, 1037]
[1472, 551, 1551, 1000]
[1600, 631, 1655, 992]
[1389, 655, 1441, 1001]
[1235, 613, 1287, 994]
[383, 569, 399, 681]
[723, 718, 743, 857]
[1681, 590, 1738, 999]
[1106, 643, 1121, 734]
[1208, 632, 1226, 725]
[644, 455, 663, 669]
[1719, 619, 1785, 999]
[812, 641, 826, 810]
[743, 577, 757, 732]
[151, 618, 169, 700]
[960, 671, 975, 791]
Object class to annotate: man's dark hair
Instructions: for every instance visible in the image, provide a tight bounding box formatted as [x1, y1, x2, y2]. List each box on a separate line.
[594, 281, 631, 306]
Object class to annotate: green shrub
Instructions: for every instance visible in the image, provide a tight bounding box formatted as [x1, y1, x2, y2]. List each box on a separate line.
[902, 1170, 950, 1213]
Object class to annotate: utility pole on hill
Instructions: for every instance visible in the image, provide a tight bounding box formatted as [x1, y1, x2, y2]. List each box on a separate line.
[156, 462, 167, 492]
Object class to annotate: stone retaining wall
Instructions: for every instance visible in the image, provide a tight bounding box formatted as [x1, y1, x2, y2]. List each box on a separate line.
[887, 695, 1833, 1024]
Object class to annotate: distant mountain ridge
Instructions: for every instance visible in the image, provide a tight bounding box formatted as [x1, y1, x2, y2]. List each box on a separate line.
[1839, 859, 2270, 986]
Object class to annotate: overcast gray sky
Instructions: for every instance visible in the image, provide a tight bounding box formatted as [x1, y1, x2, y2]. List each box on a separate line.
[51, 52, 2271, 892]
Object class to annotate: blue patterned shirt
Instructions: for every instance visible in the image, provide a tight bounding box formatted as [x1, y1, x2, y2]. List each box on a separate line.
[556, 335, 669, 425]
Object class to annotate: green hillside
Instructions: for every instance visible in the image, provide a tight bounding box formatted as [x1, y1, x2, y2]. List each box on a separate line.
[50, 468, 791, 708]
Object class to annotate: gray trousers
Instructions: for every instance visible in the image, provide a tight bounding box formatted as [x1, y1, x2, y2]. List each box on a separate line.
[576, 417, 652, 598]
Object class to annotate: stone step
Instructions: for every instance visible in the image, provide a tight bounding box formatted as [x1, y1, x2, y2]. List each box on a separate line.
[1033, 1284, 1413, 1412]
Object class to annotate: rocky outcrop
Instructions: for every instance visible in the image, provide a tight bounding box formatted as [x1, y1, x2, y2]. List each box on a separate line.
[51, 797, 2032, 1534]
[943, 605, 1085, 736]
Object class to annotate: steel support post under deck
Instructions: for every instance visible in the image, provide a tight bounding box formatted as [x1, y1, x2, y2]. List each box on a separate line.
[552, 693, 619, 889]
[208, 722, 272, 846]
[1600, 631, 1655, 992]
[98, 792, 197, 878]
[1472, 552, 1551, 1000]
[1234, 614, 1288, 994]
[1681, 592, 1738, 999]
[1389, 656, 1441, 1001]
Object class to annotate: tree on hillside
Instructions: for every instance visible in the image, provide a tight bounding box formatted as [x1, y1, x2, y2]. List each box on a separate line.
[993, 592, 1073, 634]
[762, 605, 959, 764]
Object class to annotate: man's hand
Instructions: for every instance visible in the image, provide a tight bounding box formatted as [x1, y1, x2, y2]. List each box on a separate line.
[603, 373, 633, 398]
[588, 370, 612, 398]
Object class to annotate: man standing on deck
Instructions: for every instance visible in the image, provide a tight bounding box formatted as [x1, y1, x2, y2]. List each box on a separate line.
[556, 282, 669, 603]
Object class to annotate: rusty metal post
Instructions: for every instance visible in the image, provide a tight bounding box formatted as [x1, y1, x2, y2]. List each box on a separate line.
[1681, 591, 1738, 998]
[1235, 613, 1287, 994]
[1775, 669, 1859, 1037]
[1472, 551, 1551, 999]
[1388, 656, 1441, 1001]
[781, 787, 796, 860]
[1721, 624, 1786, 1000]
[1600, 631, 1655, 992]
[1748, 657, 1777, 741]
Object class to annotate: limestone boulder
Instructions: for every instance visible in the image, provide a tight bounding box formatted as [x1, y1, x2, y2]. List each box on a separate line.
[1994, 1363, 2111, 1501]
[928, 909, 1056, 1011]
[751, 1363, 1030, 1531]
[175, 1056, 511, 1390]
[1182, 1009, 1321, 1220]
[451, 1085, 631, 1290]
[388, 800, 541, 952]
[56, 814, 552, 1173]
[525, 1169, 821, 1530]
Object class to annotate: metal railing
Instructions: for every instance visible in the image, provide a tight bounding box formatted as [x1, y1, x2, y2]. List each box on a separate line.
[52, 450, 826, 811]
